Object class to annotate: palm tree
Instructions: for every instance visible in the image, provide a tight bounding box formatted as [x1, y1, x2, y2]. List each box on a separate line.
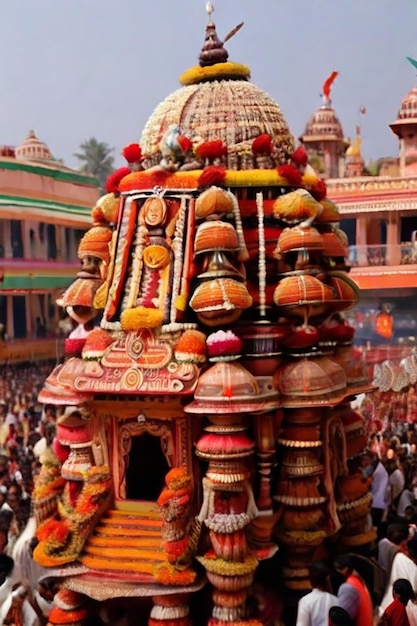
[74, 138, 115, 191]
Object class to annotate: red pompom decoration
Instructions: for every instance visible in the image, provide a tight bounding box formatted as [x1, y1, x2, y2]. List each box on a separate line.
[277, 164, 303, 187]
[198, 165, 227, 187]
[252, 133, 273, 156]
[178, 136, 193, 153]
[52, 438, 70, 463]
[291, 145, 308, 167]
[310, 178, 327, 201]
[121, 143, 142, 164]
[105, 167, 131, 194]
[196, 140, 228, 161]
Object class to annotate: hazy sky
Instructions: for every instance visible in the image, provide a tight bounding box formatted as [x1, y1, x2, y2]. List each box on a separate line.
[0, 0, 416, 169]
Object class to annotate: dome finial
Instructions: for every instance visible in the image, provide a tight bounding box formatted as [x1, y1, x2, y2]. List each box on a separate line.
[199, 3, 228, 66]
[206, 2, 214, 24]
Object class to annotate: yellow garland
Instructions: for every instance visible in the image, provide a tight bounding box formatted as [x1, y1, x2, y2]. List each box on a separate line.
[179, 62, 251, 86]
[197, 553, 258, 576]
[175, 294, 187, 312]
[120, 307, 164, 331]
[119, 169, 320, 193]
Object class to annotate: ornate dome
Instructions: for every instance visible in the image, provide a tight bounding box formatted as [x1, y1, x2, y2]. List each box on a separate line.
[140, 14, 295, 169]
[302, 105, 344, 141]
[15, 129, 53, 162]
[390, 86, 417, 135]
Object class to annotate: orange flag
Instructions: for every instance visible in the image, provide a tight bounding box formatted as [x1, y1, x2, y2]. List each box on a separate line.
[322, 71, 339, 101]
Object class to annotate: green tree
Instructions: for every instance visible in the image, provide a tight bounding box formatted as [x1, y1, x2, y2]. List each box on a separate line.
[74, 138, 115, 191]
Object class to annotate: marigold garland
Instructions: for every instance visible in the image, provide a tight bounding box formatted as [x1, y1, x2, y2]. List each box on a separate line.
[120, 306, 164, 331]
[175, 294, 187, 312]
[197, 553, 258, 576]
[165, 537, 189, 558]
[154, 563, 197, 586]
[33, 476, 66, 500]
[179, 62, 251, 86]
[157, 488, 191, 507]
[118, 168, 320, 192]
[165, 467, 193, 490]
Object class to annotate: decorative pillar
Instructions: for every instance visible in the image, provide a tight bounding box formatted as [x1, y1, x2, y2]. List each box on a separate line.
[150, 594, 192, 626]
[6, 296, 14, 340]
[385, 213, 400, 265]
[47, 589, 88, 626]
[3, 220, 12, 258]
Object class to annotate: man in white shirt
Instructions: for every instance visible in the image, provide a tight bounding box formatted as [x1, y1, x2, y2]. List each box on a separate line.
[362, 450, 389, 526]
[296, 562, 339, 626]
[387, 459, 405, 513]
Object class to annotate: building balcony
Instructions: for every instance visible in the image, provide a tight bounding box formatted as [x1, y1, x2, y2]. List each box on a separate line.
[348, 243, 417, 267]
[0, 337, 64, 364]
[0, 258, 80, 292]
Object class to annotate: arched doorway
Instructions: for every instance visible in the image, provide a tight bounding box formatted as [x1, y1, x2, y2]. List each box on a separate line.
[125, 432, 170, 501]
[117, 417, 175, 501]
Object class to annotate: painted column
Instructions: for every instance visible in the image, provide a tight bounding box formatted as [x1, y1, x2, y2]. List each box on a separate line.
[355, 217, 368, 266]
[3, 220, 12, 258]
[399, 137, 406, 177]
[385, 213, 400, 265]
[6, 296, 13, 339]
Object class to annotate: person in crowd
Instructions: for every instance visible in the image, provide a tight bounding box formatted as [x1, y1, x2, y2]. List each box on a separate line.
[378, 524, 409, 581]
[0, 553, 38, 625]
[361, 450, 390, 526]
[334, 555, 374, 626]
[329, 606, 353, 626]
[387, 458, 405, 515]
[296, 562, 339, 626]
[379, 578, 415, 626]
[379, 534, 417, 622]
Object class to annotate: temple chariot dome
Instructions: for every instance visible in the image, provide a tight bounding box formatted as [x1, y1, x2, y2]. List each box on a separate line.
[140, 4, 296, 171]
[300, 72, 350, 179]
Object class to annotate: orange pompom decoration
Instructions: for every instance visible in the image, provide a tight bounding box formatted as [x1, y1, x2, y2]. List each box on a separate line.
[105, 167, 131, 194]
[196, 140, 228, 161]
[252, 134, 273, 156]
[178, 136, 193, 153]
[277, 164, 303, 187]
[122, 143, 142, 164]
[310, 178, 327, 201]
[199, 166, 227, 188]
[91, 205, 105, 224]
[291, 145, 308, 167]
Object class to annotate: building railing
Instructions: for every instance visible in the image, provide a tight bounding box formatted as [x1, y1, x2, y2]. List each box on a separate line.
[348, 243, 417, 267]
[0, 337, 64, 364]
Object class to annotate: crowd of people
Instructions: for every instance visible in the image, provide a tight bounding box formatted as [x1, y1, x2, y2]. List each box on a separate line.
[0, 362, 57, 625]
[295, 423, 417, 626]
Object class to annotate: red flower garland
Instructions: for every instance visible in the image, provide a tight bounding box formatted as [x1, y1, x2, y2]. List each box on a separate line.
[105, 167, 131, 193]
[277, 164, 302, 187]
[122, 143, 142, 164]
[310, 178, 327, 201]
[178, 136, 193, 153]
[199, 166, 227, 187]
[196, 140, 228, 160]
[291, 145, 308, 167]
[252, 134, 273, 156]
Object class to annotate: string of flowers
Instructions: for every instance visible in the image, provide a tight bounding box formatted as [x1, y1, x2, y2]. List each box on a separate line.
[169, 195, 188, 324]
[256, 192, 267, 318]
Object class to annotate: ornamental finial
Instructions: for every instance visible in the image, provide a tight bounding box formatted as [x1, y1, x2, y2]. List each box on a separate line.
[206, 2, 214, 23]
